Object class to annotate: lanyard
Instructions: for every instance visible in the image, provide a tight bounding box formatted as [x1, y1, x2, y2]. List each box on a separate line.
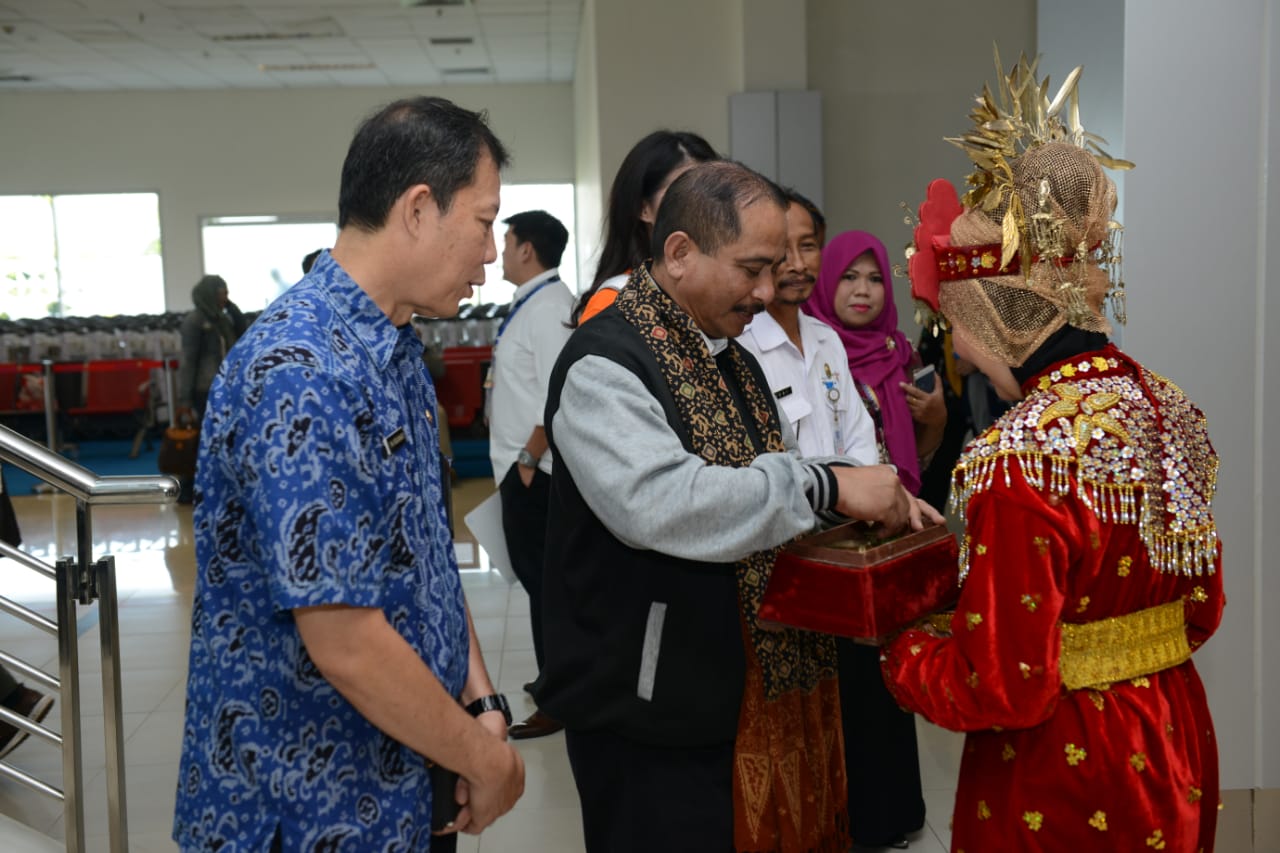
[821, 362, 843, 450]
[485, 275, 559, 399]
[495, 275, 558, 346]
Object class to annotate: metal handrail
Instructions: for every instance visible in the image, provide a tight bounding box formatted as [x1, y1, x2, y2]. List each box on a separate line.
[0, 425, 178, 504]
[1, 422, 178, 853]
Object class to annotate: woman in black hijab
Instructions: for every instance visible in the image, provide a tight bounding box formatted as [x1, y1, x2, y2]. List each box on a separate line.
[173, 274, 247, 502]
[176, 274, 246, 424]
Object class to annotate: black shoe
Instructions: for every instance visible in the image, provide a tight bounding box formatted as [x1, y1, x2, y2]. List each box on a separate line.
[508, 709, 563, 740]
[0, 686, 55, 760]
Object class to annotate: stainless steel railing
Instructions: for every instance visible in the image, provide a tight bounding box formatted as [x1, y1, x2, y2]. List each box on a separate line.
[0, 423, 177, 853]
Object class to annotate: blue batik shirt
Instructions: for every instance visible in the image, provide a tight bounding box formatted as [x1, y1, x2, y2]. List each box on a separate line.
[173, 250, 468, 852]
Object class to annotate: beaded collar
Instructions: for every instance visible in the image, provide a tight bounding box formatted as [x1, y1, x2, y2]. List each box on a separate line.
[952, 345, 1218, 581]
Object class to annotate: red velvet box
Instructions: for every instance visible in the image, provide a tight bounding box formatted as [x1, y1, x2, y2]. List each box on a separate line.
[759, 522, 960, 640]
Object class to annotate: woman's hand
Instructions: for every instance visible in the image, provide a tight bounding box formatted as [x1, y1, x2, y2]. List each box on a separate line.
[900, 376, 945, 427]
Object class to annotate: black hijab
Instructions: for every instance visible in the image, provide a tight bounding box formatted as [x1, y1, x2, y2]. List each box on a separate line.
[192, 275, 244, 351]
[1011, 325, 1111, 390]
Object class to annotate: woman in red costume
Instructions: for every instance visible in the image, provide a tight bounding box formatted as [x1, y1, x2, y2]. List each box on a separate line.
[882, 58, 1223, 852]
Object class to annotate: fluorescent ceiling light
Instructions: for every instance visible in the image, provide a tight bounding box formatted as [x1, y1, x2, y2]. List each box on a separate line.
[208, 215, 280, 225]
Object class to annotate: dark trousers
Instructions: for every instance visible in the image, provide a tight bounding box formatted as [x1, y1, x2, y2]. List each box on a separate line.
[565, 728, 735, 853]
[1, 470, 22, 702]
[837, 638, 926, 845]
[0, 665, 18, 702]
[499, 463, 550, 671]
[1, 467, 21, 549]
[177, 391, 208, 505]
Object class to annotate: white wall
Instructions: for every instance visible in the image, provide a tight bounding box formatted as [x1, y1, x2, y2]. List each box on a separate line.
[1123, 0, 1277, 788]
[570, 0, 746, 286]
[0, 83, 574, 311]
[1036, 0, 1125, 223]
[1262, 0, 1280, 793]
[591, 0, 743, 191]
[573, 0, 603, 288]
[806, 0, 1036, 333]
[1037, 0, 1127, 340]
[742, 0, 807, 91]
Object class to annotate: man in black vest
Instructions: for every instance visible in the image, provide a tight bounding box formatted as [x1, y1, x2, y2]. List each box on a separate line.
[535, 161, 941, 852]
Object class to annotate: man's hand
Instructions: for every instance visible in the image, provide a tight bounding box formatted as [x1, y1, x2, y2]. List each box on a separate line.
[910, 497, 946, 530]
[832, 465, 911, 529]
[452, 737, 525, 835]
[474, 709, 508, 742]
[295, 604, 524, 837]
[517, 462, 535, 488]
[831, 466, 946, 532]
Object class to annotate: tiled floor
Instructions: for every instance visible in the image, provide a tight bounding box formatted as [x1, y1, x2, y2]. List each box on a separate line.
[0, 483, 1273, 852]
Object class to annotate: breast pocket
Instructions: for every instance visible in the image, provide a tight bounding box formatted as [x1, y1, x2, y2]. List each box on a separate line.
[778, 392, 813, 435]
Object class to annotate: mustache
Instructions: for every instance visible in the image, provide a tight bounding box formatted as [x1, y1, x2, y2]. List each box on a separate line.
[778, 272, 815, 287]
[734, 301, 768, 316]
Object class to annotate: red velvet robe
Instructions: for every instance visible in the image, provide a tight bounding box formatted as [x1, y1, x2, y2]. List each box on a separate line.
[883, 348, 1222, 852]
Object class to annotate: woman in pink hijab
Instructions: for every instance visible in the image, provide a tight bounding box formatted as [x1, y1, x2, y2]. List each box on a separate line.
[804, 230, 945, 495]
[803, 229, 948, 848]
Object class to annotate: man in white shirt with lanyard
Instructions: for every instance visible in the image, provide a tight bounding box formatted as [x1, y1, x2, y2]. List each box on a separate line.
[739, 189, 877, 464]
[486, 209, 574, 739]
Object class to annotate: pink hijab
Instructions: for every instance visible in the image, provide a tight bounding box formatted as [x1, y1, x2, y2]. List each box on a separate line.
[803, 230, 920, 494]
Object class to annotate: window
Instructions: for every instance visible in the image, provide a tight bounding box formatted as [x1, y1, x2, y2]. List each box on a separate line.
[473, 183, 577, 308]
[0, 193, 164, 319]
[200, 216, 339, 313]
[198, 182, 576, 316]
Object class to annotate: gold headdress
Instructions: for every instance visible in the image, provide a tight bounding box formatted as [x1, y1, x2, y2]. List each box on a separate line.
[908, 50, 1134, 367]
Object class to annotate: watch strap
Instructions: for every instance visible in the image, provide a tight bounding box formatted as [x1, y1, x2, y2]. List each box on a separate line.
[465, 693, 512, 725]
[517, 448, 537, 468]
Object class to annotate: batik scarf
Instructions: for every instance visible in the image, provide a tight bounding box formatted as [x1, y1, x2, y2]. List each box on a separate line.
[615, 267, 849, 853]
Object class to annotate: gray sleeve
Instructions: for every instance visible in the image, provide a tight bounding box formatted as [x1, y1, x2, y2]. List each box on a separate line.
[551, 355, 843, 563]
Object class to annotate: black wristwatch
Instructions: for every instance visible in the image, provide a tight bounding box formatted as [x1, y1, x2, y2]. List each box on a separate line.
[465, 694, 512, 726]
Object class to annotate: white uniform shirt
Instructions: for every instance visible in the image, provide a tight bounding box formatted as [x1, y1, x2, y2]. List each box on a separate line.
[738, 310, 878, 464]
[487, 269, 575, 480]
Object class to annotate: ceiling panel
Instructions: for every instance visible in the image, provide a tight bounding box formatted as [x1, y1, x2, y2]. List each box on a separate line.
[0, 0, 580, 90]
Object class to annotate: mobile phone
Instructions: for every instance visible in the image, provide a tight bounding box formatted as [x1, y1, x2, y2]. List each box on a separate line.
[913, 365, 936, 393]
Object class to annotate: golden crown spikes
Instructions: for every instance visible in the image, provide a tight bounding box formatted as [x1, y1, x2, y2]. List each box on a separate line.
[946, 48, 1134, 272]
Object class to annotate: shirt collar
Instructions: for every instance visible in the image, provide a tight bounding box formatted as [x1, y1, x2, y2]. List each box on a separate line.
[799, 312, 837, 345]
[701, 329, 729, 356]
[310, 249, 413, 369]
[512, 267, 560, 300]
[745, 310, 791, 352]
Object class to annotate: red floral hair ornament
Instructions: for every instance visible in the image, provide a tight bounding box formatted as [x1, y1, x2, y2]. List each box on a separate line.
[907, 178, 964, 325]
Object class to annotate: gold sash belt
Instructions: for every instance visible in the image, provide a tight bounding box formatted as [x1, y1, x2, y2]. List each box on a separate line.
[1059, 600, 1191, 691]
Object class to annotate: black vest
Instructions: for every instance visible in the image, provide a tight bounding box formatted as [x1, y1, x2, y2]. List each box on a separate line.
[533, 306, 774, 746]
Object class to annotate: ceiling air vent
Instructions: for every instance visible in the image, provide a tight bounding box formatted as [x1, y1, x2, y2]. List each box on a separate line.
[213, 31, 336, 42]
[211, 18, 343, 42]
[428, 37, 474, 46]
[259, 62, 376, 72]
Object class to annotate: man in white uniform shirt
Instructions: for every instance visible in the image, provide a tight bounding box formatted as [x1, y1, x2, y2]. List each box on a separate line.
[487, 209, 574, 739]
[739, 190, 877, 464]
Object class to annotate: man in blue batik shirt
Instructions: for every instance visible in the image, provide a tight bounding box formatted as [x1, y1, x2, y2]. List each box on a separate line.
[174, 97, 525, 852]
